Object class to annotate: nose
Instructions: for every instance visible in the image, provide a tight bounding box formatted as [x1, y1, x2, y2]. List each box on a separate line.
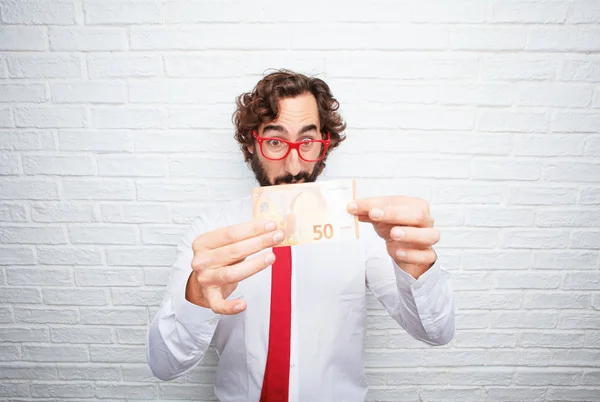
[284, 148, 302, 177]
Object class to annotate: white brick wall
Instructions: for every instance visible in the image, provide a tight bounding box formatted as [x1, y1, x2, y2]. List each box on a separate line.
[0, 0, 599, 401]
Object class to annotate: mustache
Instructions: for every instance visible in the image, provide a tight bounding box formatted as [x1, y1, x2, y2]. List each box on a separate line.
[273, 171, 312, 185]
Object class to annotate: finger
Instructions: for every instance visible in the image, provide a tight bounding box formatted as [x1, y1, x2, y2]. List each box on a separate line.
[207, 229, 284, 269]
[390, 226, 440, 247]
[347, 196, 410, 215]
[205, 286, 247, 315]
[209, 252, 276, 286]
[389, 246, 438, 266]
[365, 205, 431, 227]
[194, 218, 278, 251]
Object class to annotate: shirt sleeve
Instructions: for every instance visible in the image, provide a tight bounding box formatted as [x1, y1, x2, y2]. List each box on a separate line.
[145, 216, 222, 381]
[364, 226, 456, 346]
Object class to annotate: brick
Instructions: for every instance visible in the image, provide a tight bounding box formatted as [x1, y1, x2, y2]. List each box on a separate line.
[410, 0, 486, 22]
[365, 387, 420, 402]
[96, 383, 159, 399]
[482, 55, 556, 81]
[0, 327, 49, 343]
[98, 155, 168, 177]
[524, 292, 591, 309]
[80, 307, 147, 325]
[543, 161, 600, 182]
[106, 247, 176, 267]
[455, 292, 522, 310]
[581, 370, 600, 385]
[0, 382, 28, 396]
[244, 51, 326, 77]
[0, 226, 66, 244]
[546, 388, 600, 401]
[6, 267, 72, 286]
[49, 27, 127, 51]
[0, 287, 42, 304]
[462, 250, 531, 271]
[124, 362, 185, 382]
[491, 0, 568, 23]
[510, 185, 577, 206]
[166, 53, 245, 77]
[15, 307, 78, 324]
[161, 0, 241, 23]
[563, 272, 600, 290]
[492, 311, 558, 329]
[51, 327, 112, 343]
[85, 0, 160, 24]
[478, 110, 549, 132]
[0, 203, 27, 222]
[486, 387, 546, 401]
[140, 225, 184, 246]
[537, 209, 600, 227]
[439, 84, 512, 107]
[0, 247, 35, 265]
[159, 384, 215, 400]
[87, 53, 164, 78]
[0, 83, 47, 103]
[332, 80, 438, 106]
[58, 364, 120, 380]
[51, 80, 127, 103]
[90, 345, 146, 363]
[453, 330, 519, 348]
[144, 267, 170, 285]
[0, 363, 56, 379]
[0, 1, 79, 24]
[502, 229, 570, 249]
[569, 0, 600, 23]
[7, 53, 83, 78]
[561, 59, 600, 82]
[0, 26, 47, 51]
[62, 179, 135, 200]
[23, 155, 95, 176]
[37, 246, 103, 265]
[571, 230, 600, 249]
[170, 156, 249, 179]
[130, 25, 288, 50]
[579, 186, 600, 204]
[43, 288, 108, 306]
[31, 202, 96, 223]
[292, 24, 448, 51]
[472, 159, 541, 181]
[15, 106, 86, 128]
[586, 135, 600, 156]
[169, 105, 235, 129]
[451, 26, 527, 50]
[347, 105, 475, 130]
[129, 78, 247, 104]
[528, 27, 600, 52]
[0, 105, 14, 127]
[328, 53, 479, 80]
[433, 183, 504, 204]
[75, 267, 143, 287]
[559, 312, 600, 329]
[59, 129, 134, 152]
[116, 328, 147, 345]
[517, 83, 592, 107]
[136, 180, 210, 202]
[0, 130, 55, 151]
[465, 207, 534, 227]
[423, 350, 486, 367]
[533, 250, 599, 269]
[101, 203, 170, 224]
[92, 106, 167, 129]
[450, 367, 513, 385]
[171, 204, 211, 224]
[486, 349, 552, 366]
[31, 383, 93, 398]
[520, 331, 586, 348]
[553, 111, 600, 133]
[134, 130, 237, 153]
[68, 224, 138, 245]
[0, 152, 19, 174]
[495, 272, 562, 290]
[437, 229, 498, 249]
[551, 349, 600, 366]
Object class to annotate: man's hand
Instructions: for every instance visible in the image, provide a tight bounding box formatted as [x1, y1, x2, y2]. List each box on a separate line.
[347, 196, 440, 280]
[186, 219, 284, 315]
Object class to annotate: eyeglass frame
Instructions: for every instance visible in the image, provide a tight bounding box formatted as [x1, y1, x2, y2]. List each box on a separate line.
[252, 130, 331, 162]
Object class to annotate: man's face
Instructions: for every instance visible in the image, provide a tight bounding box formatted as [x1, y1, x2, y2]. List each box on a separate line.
[249, 93, 324, 187]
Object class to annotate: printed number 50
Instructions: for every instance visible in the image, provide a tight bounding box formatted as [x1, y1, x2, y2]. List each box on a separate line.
[313, 224, 334, 240]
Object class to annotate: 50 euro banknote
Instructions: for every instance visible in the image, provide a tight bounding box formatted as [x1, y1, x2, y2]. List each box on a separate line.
[251, 179, 360, 247]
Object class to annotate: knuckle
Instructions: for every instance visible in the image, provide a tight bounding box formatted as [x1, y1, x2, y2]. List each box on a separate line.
[192, 253, 213, 271]
[227, 243, 245, 261]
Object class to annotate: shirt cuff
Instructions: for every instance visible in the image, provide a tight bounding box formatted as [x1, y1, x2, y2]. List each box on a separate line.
[171, 280, 221, 335]
[393, 257, 445, 297]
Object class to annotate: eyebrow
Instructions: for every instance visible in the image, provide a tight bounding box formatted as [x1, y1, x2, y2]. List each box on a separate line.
[263, 124, 318, 136]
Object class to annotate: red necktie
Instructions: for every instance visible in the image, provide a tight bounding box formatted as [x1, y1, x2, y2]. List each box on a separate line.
[260, 246, 292, 402]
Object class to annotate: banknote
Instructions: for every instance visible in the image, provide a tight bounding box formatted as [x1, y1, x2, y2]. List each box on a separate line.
[251, 179, 359, 247]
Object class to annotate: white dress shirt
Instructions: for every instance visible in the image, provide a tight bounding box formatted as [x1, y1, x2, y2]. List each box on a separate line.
[146, 196, 455, 402]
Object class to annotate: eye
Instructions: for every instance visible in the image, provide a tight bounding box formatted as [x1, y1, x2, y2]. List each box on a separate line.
[267, 139, 282, 147]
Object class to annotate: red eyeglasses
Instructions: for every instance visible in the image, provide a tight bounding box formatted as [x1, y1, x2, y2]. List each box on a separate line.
[253, 130, 331, 162]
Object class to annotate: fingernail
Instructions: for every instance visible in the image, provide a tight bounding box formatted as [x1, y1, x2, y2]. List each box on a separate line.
[265, 253, 275, 265]
[265, 221, 277, 231]
[234, 303, 244, 312]
[391, 228, 405, 239]
[347, 201, 358, 212]
[397, 250, 407, 258]
[371, 208, 384, 219]
[273, 230, 284, 243]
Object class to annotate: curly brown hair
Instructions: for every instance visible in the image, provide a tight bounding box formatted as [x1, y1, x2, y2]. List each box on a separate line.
[233, 69, 346, 172]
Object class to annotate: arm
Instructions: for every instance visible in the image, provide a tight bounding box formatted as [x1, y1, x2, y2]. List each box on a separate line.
[146, 216, 221, 381]
[364, 227, 455, 346]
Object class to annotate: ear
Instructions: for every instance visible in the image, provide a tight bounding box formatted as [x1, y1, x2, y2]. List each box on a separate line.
[248, 145, 254, 154]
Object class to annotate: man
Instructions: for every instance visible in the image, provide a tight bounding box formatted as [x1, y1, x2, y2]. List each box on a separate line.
[146, 70, 455, 401]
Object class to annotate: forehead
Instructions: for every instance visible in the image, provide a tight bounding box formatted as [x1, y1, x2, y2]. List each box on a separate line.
[271, 93, 319, 126]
